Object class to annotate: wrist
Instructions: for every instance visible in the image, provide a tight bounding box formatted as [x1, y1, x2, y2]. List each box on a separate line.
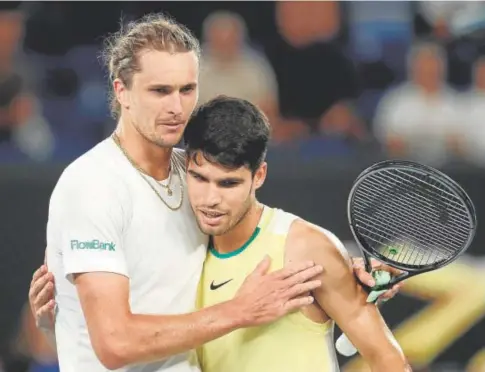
[217, 299, 247, 330]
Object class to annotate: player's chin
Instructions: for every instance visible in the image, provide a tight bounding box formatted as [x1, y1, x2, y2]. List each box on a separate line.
[156, 132, 184, 147]
[197, 221, 228, 236]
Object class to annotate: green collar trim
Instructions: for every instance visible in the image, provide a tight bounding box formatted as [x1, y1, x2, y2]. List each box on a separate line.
[209, 226, 261, 259]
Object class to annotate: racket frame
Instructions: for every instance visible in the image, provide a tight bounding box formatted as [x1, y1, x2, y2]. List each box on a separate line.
[336, 160, 477, 357]
[348, 160, 477, 287]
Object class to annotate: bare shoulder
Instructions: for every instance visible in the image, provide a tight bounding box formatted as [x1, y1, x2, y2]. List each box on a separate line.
[285, 219, 352, 272]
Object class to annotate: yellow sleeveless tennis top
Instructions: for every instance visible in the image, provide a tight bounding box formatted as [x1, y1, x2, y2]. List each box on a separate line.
[196, 206, 340, 372]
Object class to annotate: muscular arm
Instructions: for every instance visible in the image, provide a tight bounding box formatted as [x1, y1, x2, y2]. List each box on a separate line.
[74, 272, 242, 369]
[75, 258, 321, 369]
[50, 171, 242, 369]
[287, 221, 411, 372]
[44, 166, 322, 370]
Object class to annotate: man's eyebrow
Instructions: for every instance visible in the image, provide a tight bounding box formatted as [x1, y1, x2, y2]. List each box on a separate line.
[147, 84, 172, 89]
[148, 82, 198, 89]
[188, 169, 204, 177]
[217, 177, 244, 183]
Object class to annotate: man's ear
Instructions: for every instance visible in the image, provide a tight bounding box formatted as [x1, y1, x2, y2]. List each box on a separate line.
[113, 78, 129, 110]
[254, 162, 267, 190]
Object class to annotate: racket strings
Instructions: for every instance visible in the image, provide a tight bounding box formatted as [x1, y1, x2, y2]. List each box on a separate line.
[351, 168, 473, 268]
[354, 186, 469, 246]
[356, 187, 468, 257]
[389, 170, 471, 225]
[355, 187, 469, 250]
[394, 169, 467, 208]
[354, 228, 443, 266]
[359, 171, 471, 235]
[353, 199, 455, 262]
[370, 171, 471, 230]
[353, 201, 450, 266]
[354, 185, 469, 251]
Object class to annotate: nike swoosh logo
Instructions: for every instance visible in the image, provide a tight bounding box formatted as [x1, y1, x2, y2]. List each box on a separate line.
[210, 279, 233, 290]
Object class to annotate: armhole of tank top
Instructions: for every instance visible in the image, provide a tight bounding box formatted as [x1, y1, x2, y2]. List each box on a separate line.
[269, 210, 300, 268]
[318, 227, 347, 258]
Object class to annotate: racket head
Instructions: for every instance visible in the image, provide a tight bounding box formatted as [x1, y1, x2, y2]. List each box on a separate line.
[348, 160, 477, 273]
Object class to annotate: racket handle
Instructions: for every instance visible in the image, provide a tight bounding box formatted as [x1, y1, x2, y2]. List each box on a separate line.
[335, 333, 357, 356]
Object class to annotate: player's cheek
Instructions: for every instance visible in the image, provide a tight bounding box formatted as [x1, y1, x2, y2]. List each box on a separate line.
[188, 181, 202, 199]
[227, 194, 241, 213]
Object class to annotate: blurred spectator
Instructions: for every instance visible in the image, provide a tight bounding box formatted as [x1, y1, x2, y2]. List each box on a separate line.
[0, 6, 55, 163]
[460, 56, 485, 168]
[347, 1, 412, 84]
[290, 101, 372, 160]
[276, 0, 340, 47]
[198, 11, 279, 125]
[318, 101, 367, 142]
[373, 40, 461, 166]
[0, 9, 24, 71]
[415, 2, 485, 88]
[417, 2, 468, 40]
[273, 1, 363, 136]
[270, 1, 367, 155]
[0, 71, 54, 163]
[417, 2, 485, 40]
[198, 11, 308, 144]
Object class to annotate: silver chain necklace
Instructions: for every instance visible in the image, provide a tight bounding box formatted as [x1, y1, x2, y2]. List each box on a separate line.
[112, 133, 184, 211]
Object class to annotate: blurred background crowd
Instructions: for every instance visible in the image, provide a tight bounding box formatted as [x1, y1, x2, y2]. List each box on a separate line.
[2, 1, 485, 167]
[1, 1, 485, 372]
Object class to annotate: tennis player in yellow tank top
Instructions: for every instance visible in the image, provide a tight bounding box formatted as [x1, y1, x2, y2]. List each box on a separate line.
[27, 95, 407, 371]
[184, 96, 411, 372]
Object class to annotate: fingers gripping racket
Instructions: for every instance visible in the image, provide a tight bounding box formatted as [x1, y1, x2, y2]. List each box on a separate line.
[335, 160, 477, 356]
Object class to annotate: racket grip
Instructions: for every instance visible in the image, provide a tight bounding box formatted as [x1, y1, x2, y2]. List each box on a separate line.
[335, 333, 357, 356]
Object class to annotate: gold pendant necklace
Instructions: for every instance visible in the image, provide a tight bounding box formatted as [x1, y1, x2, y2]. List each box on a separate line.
[111, 133, 184, 211]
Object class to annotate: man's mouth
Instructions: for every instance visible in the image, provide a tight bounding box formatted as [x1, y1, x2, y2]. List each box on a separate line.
[199, 210, 226, 226]
[201, 210, 225, 218]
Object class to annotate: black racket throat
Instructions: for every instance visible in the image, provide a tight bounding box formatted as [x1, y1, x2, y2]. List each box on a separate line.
[358, 251, 411, 292]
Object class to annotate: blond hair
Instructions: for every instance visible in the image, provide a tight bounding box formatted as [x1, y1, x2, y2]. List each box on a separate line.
[102, 13, 201, 118]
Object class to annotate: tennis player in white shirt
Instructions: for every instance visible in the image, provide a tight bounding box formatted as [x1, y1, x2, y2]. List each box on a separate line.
[28, 13, 401, 372]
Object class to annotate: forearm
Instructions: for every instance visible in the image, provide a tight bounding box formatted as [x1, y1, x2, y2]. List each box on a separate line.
[37, 314, 56, 350]
[368, 353, 412, 372]
[342, 312, 410, 372]
[39, 327, 57, 350]
[128, 301, 240, 361]
[103, 300, 241, 368]
[356, 322, 411, 372]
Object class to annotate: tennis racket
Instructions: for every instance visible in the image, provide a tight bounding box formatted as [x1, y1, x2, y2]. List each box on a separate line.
[335, 160, 477, 356]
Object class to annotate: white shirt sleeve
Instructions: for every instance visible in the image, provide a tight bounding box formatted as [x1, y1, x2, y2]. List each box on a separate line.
[49, 168, 130, 279]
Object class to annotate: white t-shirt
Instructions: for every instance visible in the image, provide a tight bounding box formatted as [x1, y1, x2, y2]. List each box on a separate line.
[46, 138, 207, 372]
[374, 83, 460, 167]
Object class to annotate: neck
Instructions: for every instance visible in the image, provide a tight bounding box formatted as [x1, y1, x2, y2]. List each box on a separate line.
[115, 116, 173, 181]
[212, 202, 264, 254]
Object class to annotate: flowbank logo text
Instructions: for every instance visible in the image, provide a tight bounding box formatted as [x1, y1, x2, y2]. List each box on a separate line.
[70, 240, 116, 251]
